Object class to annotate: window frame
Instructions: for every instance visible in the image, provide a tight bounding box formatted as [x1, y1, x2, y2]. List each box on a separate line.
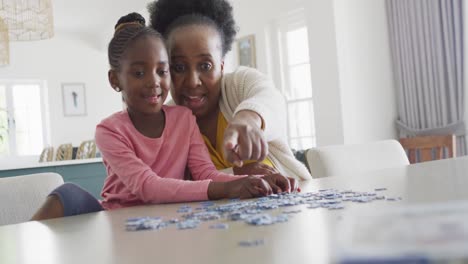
[271, 9, 316, 150]
[0, 79, 50, 157]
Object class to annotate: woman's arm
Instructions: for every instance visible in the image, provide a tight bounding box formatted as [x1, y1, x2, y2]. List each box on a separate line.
[223, 110, 267, 167]
[185, 113, 246, 182]
[185, 114, 276, 199]
[222, 67, 287, 165]
[185, 113, 299, 195]
[223, 67, 288, 141]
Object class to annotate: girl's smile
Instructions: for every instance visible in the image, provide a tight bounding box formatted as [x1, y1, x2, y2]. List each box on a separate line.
[144, 87, 163, 105]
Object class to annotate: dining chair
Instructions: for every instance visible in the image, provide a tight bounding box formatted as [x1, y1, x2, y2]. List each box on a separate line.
[38, 146, 54, 162]
[399, 135, 456, 164]
[55, 143, 73, 161]
[305, 139, 409, 178]
[0, 173, 64, 225]
[76, 140, 97, 159]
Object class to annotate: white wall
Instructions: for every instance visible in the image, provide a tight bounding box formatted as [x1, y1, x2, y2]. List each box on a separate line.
[334, 0, 398, 144]
[231, 0, 396, 146]
[0, 32, 122, 147]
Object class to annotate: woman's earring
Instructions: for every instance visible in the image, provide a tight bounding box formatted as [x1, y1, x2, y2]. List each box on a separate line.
[115, 87, 121, 92]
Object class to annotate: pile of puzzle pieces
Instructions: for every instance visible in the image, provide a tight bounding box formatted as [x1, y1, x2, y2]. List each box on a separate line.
[126, 188, 400, 232]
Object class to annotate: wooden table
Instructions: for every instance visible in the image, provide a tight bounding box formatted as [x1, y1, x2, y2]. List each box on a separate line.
[1, 156, 467, 264]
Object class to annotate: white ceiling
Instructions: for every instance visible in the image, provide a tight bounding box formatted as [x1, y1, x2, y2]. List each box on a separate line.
[51, 0, 153, 51]
[53, 0, 152, 33]
[50, 0, 242, 51]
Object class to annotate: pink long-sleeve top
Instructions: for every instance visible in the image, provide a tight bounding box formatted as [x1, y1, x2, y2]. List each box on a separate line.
[95, 105, 242, 210]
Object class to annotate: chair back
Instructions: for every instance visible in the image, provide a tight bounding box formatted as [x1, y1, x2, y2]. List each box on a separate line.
[55, 143, 73, 161]
[0, 173, 64, 225]
[76, 140, 97, 159]
[305, 139, 409, 178]
[399, 135, 456, 163]
[39, 147, 54, 162]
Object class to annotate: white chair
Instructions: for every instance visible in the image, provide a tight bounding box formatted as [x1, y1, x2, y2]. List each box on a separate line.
[305, 140, 409, 178]
[0, 173, 64, 225]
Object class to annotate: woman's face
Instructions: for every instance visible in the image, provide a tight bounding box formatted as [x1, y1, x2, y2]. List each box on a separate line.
[167, 25, 224, 119]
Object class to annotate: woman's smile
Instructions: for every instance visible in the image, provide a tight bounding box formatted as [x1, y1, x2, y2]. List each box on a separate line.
[183, 94, 206, 109]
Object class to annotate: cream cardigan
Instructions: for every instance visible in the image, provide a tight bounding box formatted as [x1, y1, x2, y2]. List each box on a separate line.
[219, 67, 312, 180]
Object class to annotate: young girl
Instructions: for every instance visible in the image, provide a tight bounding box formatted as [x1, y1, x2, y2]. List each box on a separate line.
[32, 13, 297, 219]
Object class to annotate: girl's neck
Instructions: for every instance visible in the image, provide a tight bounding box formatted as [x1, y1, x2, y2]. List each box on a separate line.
[127, 108, 166, 138]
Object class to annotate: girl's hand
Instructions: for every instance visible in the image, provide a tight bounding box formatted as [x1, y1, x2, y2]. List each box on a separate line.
[261, 173, 300, 193]
[232, 162, 278, 176]
[207, 176, 272, 200]
[230, 176, 273, 199]
[223, 111, 268, 167]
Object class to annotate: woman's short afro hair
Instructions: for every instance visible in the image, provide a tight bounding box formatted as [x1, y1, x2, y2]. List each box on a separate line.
[148, 0, 238, 56]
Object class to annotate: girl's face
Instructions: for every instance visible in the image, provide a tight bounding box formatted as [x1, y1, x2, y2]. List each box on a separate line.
[110, 36, 170, 116]
[167, 25, 224, 119]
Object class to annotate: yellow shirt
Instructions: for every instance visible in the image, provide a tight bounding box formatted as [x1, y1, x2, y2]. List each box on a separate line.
[201, 111, 275, 170]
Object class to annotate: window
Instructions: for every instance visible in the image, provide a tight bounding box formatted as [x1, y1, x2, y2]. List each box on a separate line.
[0, 80, 49, 157]
[274, 10, 316, 150]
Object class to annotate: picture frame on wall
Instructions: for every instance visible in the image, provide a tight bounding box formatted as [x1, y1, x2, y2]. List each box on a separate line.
[62, 83, 87, 116]
[237, 34, 256, 68]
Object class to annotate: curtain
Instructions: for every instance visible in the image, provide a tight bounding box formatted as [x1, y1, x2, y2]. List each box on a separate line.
[386, 0, 466, 156]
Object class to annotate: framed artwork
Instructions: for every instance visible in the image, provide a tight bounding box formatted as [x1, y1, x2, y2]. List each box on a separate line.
[62, 83, 87, 116]
[237, 34, 256, 68]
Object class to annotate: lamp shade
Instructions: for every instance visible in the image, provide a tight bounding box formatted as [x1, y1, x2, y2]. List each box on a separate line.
[0, 18, 9, 66]
[0, 0, 54, 41]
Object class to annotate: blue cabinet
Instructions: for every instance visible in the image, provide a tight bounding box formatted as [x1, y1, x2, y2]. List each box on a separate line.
[0, 161, 106, 199]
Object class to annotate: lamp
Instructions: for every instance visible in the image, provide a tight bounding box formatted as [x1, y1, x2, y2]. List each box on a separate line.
[0, 0, 54, 41]
[0, 18, 8, 66]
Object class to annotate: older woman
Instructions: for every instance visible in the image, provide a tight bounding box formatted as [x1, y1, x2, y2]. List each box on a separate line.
[148, 0, 311, 180]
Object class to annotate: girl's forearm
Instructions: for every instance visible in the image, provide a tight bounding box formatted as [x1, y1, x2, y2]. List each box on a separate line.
[207, 181, 227, 200]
